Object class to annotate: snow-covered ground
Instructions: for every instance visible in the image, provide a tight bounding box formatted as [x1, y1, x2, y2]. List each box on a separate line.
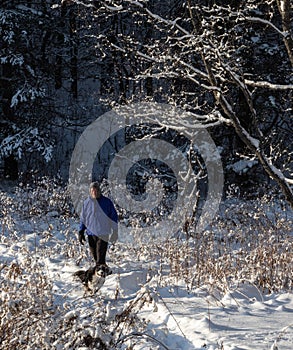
[0, 187, 292, 350]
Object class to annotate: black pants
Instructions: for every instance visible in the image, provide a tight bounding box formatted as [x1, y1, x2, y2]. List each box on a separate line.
[88, 235, 108, 265]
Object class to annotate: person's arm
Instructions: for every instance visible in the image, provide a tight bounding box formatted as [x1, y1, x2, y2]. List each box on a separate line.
[79, 222, 86, 231]
[110, 202, 118, 224]
[109, 200, 118, 242]
[78, 203, 87, 245]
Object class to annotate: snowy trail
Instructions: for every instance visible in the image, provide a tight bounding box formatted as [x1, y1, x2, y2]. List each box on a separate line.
[1, 227, 292, 350]
[45, 254, 293, 350]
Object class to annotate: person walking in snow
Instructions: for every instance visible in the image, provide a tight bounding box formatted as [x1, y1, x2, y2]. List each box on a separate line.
[78, 182, 118, 266]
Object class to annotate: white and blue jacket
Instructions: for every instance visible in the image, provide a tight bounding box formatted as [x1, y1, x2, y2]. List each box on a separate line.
[79, 195, 118, 239]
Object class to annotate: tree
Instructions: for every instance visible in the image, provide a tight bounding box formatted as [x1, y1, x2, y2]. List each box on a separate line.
[0, 0, 94, 175]
[88, 0, 293, 207]
[0, 1, 60, 174]
[1, 0, 292, 210]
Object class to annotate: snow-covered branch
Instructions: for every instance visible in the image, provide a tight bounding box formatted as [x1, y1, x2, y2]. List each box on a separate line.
[244, 80, 293, 90]
[244, 16, 286, 37]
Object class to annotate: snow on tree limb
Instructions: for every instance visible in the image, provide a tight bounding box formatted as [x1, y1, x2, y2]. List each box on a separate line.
[285, 178, 293, 185]
[244, 16, 286, 37]
[244, 80, 293, 90]
[217, 94, 293, 208]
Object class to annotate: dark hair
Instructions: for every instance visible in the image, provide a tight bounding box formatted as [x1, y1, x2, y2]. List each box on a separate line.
[90, 181, 100, 190]
[89, 182, 102, 198]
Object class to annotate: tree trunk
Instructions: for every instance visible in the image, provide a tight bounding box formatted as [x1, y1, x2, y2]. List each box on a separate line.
[276, 0, 293, 67]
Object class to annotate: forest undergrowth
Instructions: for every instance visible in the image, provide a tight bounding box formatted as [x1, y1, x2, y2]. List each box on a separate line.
[0, 177, 292, 349]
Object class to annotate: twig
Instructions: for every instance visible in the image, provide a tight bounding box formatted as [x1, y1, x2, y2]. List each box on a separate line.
[117, 331, 170, 350]
[156, 292, 187, 339]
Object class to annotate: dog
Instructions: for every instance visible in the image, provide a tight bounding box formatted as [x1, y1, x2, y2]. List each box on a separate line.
[74, 264, 112, 294]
